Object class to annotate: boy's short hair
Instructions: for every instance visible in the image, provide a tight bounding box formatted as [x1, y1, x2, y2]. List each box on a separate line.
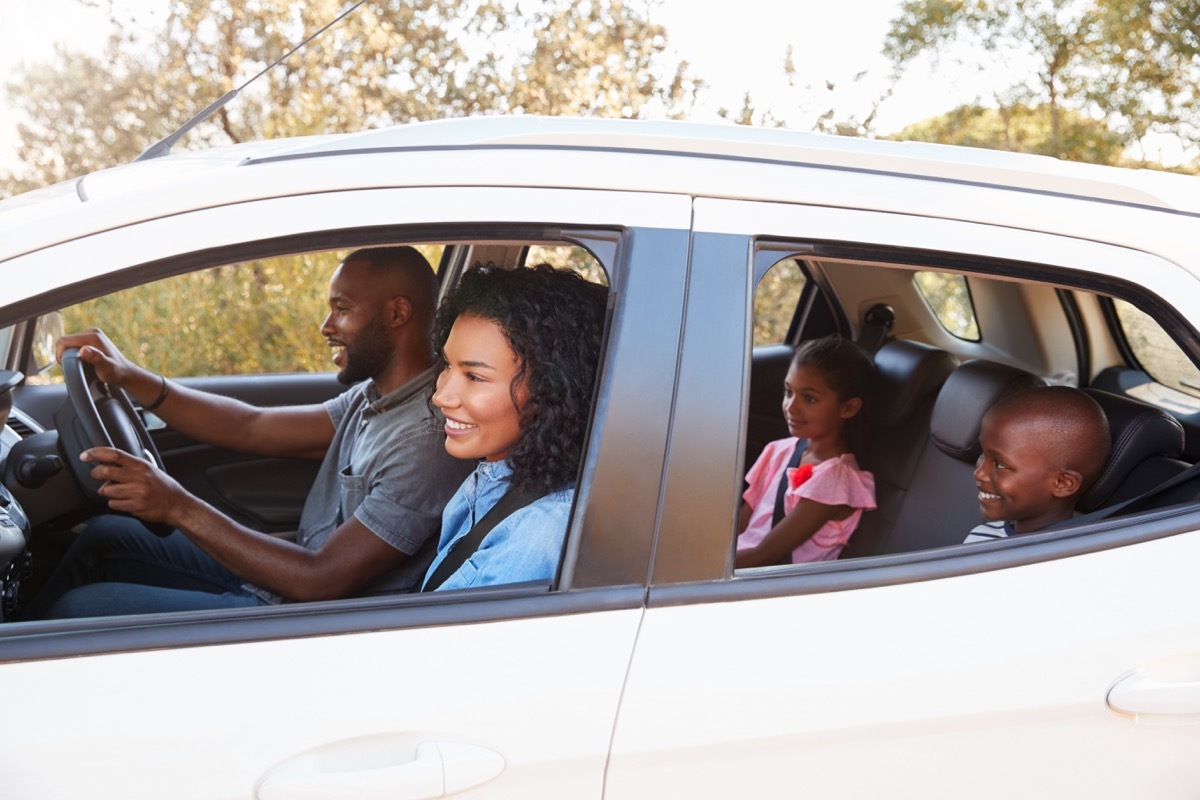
[985, 386, 1110, 493]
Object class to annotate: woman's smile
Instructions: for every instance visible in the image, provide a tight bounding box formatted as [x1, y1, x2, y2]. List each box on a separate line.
[432, 314, 528, 462]
[443, 415, 479, 436]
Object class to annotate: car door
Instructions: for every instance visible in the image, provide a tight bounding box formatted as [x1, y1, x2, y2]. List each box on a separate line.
[606, 194, 1200, 798]
[0, 184, 692, 799]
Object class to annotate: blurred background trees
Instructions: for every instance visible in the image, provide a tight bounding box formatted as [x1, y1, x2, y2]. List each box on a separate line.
[884, 0, 1200, 165]
[3, 0, 697, 193]
[890, 103, 1128, 164]
[5, 0, 695, 377]
[7, 0, 1196, 191]
[3, 0, 1197, 376]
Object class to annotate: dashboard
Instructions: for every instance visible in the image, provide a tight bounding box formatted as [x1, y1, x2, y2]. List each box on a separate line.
[0, 371, 33, 621]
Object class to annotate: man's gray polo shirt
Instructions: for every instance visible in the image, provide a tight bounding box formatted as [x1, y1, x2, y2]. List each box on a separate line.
[247, 367, 473, 603]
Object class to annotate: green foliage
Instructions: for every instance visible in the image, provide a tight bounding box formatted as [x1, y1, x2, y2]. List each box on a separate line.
[1114, 298, 1200, 399]
[56, 245, 443, 378]
[892, 103, 1127, 164]
[61, 254, 340, 376]
[1086, 0, 1200, 147]
[884, 0, 1200, 163]
[525, 245, 609, 286]
[913, 272, 980, 340]
[4, 1, 691, 377]
[504, 0, 698, 119]
[753, 259, 806, 346]
[3, 0, 698, 194]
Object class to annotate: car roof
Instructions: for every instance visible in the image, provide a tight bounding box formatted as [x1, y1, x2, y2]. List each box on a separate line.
[261, 116, 1199, 213]
[1, 115, 1197, 264]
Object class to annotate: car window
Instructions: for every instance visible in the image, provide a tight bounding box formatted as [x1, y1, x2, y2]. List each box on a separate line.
[753, 257, 806, 346]
[1111, 298, 1200, 400]
[913, 271, 980, 341]
[524, 244, 609, 286]
[733, 242, 1200, 574]
[38, 247, 444, 382]
[4, 231, 623, 636]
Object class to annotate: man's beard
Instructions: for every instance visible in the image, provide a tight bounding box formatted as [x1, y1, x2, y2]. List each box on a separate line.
[337, 318, 393, 385]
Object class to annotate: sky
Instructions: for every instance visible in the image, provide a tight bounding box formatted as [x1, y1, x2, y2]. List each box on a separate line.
[0, 0, 1026, 175]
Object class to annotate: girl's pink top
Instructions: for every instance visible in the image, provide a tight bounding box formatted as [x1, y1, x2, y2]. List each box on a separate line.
[738, 437, 876, 563]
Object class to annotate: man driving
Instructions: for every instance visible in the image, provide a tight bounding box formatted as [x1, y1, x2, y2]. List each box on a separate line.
[22, 246, 472, 619]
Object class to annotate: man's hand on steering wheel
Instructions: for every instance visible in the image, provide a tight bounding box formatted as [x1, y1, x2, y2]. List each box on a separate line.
[56, 335, 175, 537]
[81, 447, 187, 527]
[55, 328, 155, 401]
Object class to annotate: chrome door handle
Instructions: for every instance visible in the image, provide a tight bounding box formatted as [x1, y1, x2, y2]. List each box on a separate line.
[1108, 671, 1200, 716]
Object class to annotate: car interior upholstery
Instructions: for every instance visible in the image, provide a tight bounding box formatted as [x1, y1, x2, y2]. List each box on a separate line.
[848, 339, 957, 558]
[748, 342, 1200, 564]
[851, 356, 1046, 557]
[742, 256, 1200, 569]
[1078, 389, 1187, 511]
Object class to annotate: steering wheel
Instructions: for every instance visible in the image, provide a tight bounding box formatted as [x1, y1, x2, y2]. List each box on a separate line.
[58, 348, 173, 537]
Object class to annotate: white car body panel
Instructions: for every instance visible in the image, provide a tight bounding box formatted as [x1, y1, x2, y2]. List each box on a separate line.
[0, 174, 688, 799]
[4, 117, 1196, 267]
[693, 197, 1200, 314]
[2, 607, 642, 800]
[601, 196, 1200, 798]
[5, 186, 689, 311]
[608, 533, 1200, 799]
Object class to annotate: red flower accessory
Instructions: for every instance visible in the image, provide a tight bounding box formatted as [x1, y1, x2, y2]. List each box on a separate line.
[788, 462, 815, 489]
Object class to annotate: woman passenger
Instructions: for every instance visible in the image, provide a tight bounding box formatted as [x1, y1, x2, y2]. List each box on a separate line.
[422, 263, 607, 591]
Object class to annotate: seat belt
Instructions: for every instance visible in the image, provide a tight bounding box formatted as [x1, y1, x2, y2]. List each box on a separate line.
[772, 439, 808, 528]
[857, 303, 895, 356]
[1069, 460, 1200, 527]
[422, 488, 538, 591]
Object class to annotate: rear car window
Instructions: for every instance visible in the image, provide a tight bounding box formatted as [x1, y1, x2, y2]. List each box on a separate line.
[754, 257, 806, 346]
[1113, 298, 1200, 400]
[913, 271, 979, 341]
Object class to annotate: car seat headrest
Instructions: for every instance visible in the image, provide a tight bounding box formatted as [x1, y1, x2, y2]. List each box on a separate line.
[1077, 388, 1185, 511]
[872, 340, 958, 427]
[930, 359, 1046, 463]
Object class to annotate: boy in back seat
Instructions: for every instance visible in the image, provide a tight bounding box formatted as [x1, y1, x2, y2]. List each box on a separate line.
[966, 386, 1110, 542]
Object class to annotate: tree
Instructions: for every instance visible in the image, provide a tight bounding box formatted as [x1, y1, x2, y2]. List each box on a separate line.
[4, 0, 697, 379]
[3, 0, 698, 195]
[504, 0, 698, 118]
[883, 0, 1200, 163]
[716, 46, 892, 136]
[890, 102, 1127, 163]
[1087, 0, 1200, 149]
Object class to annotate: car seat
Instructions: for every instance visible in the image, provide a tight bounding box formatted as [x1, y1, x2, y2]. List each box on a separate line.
[844, 340, 958, 558]
[1078, 388, 1187, 511]
[850, 358, 1044, 557]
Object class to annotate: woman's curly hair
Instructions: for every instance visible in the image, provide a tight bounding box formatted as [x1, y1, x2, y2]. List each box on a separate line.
[432, 263, 608, 497]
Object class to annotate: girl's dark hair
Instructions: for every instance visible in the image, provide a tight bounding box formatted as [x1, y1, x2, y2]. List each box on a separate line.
[432, 263, 608, 496]
[792, 336, 877, 452]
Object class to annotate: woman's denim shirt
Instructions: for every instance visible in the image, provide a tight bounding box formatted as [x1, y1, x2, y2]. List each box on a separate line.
[422, 460, 573, 591]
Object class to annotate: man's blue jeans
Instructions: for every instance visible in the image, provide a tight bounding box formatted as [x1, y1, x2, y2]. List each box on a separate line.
[21, 515, 268, 620]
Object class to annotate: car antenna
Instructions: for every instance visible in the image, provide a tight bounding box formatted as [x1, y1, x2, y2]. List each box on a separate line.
[134, 0, 369, 162]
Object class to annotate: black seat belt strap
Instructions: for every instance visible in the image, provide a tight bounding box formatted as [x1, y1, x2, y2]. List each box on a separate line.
[422, 487, 538, 592]
[772, 439, 808, 528]
[1070, 460, 1200, 526]
[857, 303, 895, 356]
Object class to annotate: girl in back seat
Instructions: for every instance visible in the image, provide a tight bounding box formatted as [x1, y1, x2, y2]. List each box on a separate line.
[736, 336, 877, 567]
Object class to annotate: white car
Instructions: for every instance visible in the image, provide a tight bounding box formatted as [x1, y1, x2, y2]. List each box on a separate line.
[1, 116, 1199, 799]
